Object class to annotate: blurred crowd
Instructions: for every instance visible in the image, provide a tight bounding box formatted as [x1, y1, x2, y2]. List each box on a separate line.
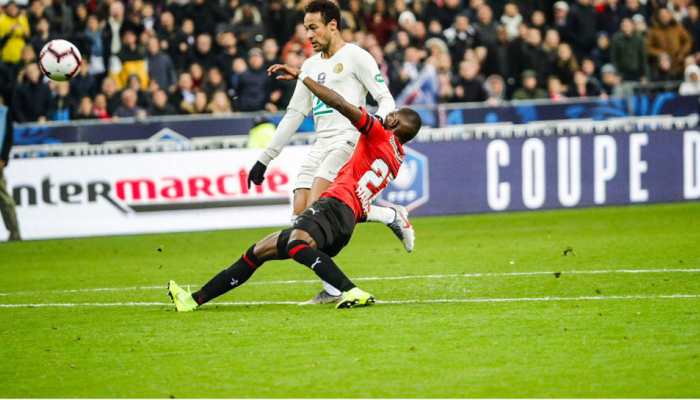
[2, 0, 700, 123]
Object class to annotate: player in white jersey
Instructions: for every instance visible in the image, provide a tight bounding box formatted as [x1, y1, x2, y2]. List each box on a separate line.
[247, 0, 415, 304]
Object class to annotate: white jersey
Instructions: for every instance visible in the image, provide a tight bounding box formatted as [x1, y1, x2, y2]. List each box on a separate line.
[257, 42, 395, 166]
[287, 43, 393, 139]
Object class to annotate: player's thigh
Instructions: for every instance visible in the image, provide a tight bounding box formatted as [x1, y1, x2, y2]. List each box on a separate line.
[307, 178, 332, 208]
[293, 188, 309, 215]
[253, 231, 283, 261]
[294, 145, 324, 194]
[306, 146, 354, 207]
[289, 228, 317, 249]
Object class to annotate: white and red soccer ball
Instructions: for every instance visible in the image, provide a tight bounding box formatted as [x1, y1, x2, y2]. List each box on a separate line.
[39, 39, 82, 81]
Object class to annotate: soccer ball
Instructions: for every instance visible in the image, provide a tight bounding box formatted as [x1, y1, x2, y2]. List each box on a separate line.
[39, 40, 82, 82]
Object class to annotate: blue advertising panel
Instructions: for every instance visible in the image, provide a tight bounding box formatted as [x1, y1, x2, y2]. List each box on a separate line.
[404, 129, 700, 216]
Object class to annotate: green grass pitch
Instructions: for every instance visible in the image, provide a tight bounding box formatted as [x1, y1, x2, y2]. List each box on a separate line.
[1, 202, 699, 397]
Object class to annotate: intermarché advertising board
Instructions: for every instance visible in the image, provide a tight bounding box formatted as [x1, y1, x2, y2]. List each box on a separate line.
[4, 128, 700, 240]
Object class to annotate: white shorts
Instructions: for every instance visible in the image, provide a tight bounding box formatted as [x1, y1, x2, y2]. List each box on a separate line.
[294, 135, 357, 190]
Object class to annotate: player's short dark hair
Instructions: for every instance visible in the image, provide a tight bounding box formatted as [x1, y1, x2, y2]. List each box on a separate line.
[305, 0, 342, 28]
[397, 108, 422, 143]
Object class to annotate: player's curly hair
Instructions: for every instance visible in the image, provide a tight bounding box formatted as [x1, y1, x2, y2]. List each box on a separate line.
[305, 0, 342, 29]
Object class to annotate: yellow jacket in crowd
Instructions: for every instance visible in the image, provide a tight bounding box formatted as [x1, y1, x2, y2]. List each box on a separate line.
[0, 11, 30, 64]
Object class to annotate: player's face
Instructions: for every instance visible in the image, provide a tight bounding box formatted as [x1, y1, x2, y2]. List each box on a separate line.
[304, 12, 333, 52]
[383, 111, 401, 132]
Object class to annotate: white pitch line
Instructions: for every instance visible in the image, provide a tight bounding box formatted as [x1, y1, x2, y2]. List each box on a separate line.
[0, 293, 698, 308]
[0, 267, 698, 297]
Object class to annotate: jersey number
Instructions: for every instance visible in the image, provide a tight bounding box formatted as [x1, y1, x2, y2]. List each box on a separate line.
[312, 96, 334, 116]
[357, 159, 391, 210]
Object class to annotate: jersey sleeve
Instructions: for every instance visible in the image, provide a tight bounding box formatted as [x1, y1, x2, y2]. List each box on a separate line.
[285, 63, 313, 116]
[352, 107, 385, 138]
[353, 47, 395, 120]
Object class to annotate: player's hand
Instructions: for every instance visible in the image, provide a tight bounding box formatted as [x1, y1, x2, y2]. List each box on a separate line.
[248, 161, 267, 188]
[268, 64, 300, 81]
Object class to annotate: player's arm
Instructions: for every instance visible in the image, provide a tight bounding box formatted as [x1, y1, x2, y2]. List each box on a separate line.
[269, 64, 362, 125]
[354, 48, 395, 121]
[248, 69, 313, 188]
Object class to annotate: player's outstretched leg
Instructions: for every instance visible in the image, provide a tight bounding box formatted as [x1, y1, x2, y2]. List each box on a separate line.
[287, 231, 374, 309]
[167, 231, 282, 312]
[367, 204, 415, 252]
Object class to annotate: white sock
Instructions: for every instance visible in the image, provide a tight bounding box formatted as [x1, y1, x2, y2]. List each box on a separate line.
[366, 205, 397, 225]
[290, 215, 298, 225]
[323, 281, 342, 296]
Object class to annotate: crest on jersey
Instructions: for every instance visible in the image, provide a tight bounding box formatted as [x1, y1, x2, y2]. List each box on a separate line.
[377, 147, 429, 211]
[318, 72, 326, 84]
[333, 63, 343, 73]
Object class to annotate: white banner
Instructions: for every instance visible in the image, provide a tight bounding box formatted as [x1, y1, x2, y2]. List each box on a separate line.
[3, 147, 311, 240]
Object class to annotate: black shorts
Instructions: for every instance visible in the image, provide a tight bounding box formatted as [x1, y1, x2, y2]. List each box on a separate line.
[292, 197, 356, 257]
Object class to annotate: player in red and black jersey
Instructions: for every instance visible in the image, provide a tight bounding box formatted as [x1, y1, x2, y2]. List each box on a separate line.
[168, 63, 422, 310]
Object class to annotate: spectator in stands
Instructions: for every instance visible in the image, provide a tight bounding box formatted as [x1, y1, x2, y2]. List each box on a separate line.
[147, 36, 176, 93]
[262, 37, 281, 68]
[522, 27, 550, 83]
[173, 18, 196, 71]
[443, 13, 479, 70]
[193, 33, 216, 69]
[236, 48, 268, 112]
[84, 14, 105, 76]
[553, 1, 574, 45]
[611, 19, 649, 82]
[484, 74, 505, 105]
[157, 11, 178, 58]
[652, 52, 677, 81]
[73, 96, 95, 120]
[174, 72, 196, 114]
[0, 1, 30, 65]
[70, 62, 98, 103]
[114, 88, 146, 118]
[203, 67, 227, 98]
[543, 29, 561, 56]
[12, 63, 51, 122]
[48, 81, 74, 121]
[232, 3, 265, 51]
[45, 0, 74, 36]
[512, 69, 547, 100]
[208, 90, 233, 114]
[647, 8, 692, 78]
[282, 23, 313, 61]
[548, 76, 566, 101]
[500, 2, 523, 40]
[118, 28, 148, 89]
[92, 94, 110, 120]
[215, 31, 239, 78]
[530, 10, 548, 36]
[452, 60, 487, 103]
[569, 0, 597, 56]
[266, 50, 300, 112]
[598, 0, 625, 35]
[126, 74, 149, 109]
[100, 76, 121, 115]
[567, 69, 602, 97]
[29, 17, 50, 57]
[189, 62, 205, 90]
[553, 43, 579, 86]
[591, 33, 612, 67]
[684, 4, 700, 52]
[679, 64, 700, 94]
[600, 63, 624, 96]
[148, 89, 176, 116]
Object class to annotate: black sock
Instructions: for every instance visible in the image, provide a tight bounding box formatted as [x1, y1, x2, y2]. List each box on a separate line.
[287, 240, 355, 292]
[192, 245, 261, 305]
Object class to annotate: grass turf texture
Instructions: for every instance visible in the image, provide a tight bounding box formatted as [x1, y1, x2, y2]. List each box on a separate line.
[1, 202, 699, 397]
